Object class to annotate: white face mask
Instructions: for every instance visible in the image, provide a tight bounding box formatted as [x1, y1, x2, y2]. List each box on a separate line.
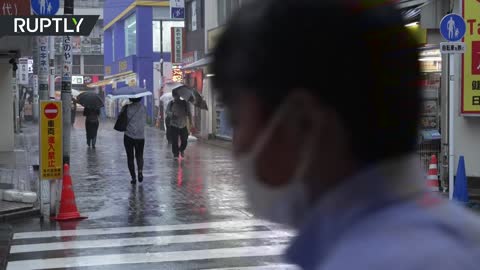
[235, 102, 314, 228]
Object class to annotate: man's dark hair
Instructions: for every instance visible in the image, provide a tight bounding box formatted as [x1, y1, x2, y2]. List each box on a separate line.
[172, 89, 179, 98]
[213, 0, 420, 163]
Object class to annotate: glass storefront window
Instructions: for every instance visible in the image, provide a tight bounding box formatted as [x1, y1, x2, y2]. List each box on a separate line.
[153, 21, 185, 53]
[125, 14, 137, 56]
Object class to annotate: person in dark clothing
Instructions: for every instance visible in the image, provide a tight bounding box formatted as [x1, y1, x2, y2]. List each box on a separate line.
[166, 89, 193, 159]
[83, 107, 100, 148]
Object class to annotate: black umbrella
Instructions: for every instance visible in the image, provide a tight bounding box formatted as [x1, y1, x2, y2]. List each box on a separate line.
[172, 83, 208, 110]
[77, 92, 104, 109]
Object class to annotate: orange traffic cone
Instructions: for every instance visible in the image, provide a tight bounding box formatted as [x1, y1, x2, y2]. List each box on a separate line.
[53, 164, 87, 221]
[426, 155, 440, 192]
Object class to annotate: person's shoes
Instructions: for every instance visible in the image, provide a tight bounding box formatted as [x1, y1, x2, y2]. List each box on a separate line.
[138, 172, 143, 183]
[92, 144, 96, 149]
[180, 151, 185, 158]
[130, 179, 136, 185]
[174, 155, 179, 160]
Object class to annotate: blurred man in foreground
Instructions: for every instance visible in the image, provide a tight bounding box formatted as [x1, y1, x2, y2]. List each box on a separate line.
[212, 0, 480, 269]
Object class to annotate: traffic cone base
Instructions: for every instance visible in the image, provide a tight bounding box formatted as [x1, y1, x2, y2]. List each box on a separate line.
[53, 211, 87, 221]
[54, 164, 87, 222]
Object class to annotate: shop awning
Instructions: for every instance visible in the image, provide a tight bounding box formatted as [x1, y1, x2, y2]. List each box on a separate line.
[87, 71, 135, 88]
[181, 56, 213, 70]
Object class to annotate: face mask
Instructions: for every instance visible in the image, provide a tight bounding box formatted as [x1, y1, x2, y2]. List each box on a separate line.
[235, 101, 314, 228]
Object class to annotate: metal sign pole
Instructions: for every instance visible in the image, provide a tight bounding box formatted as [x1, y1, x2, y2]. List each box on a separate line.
[62, 0, 74, 166]
[448, 53, 455, 199]
[49, 37, 56, 99]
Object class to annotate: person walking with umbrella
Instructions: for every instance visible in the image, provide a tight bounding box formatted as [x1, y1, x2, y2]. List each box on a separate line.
[83, 107, 100, 148]
[77, 91, 105, 148]
[123, 98, 147, 184]
[166, 89, 193, 159]
[109, 86, 150, 184]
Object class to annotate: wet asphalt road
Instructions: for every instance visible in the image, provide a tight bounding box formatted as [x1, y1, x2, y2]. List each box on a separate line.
[5, 116, 296, 270]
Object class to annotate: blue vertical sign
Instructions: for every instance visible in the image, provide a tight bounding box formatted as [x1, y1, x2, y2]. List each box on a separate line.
[170, 0, 185, 19]
[31, 0, 60, 15]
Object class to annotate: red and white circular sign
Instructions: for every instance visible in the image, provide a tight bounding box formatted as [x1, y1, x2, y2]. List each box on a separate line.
[44, 103, 59, 119]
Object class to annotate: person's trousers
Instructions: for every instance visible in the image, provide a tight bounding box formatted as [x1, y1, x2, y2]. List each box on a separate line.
[85, 121, 99, 146]
[124, 135, 145, 180]
[171, 126, 189, 157]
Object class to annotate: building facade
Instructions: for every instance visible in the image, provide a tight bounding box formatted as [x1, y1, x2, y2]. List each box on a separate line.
[53, 0, 105, 92]
[98, 0, 184, 124]
[182, 0, 246, 140]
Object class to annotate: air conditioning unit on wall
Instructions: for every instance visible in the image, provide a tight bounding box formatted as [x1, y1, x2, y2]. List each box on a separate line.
[420, 0, 450, 29]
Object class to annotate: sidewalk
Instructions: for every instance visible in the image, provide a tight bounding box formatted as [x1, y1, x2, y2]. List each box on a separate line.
[197, 136, 233, 150]
[0, 122, 40, 221]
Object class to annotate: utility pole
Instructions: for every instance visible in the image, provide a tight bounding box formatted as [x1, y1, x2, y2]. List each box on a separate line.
[12, 58, 19, 134]
[61, 0, 74, 165]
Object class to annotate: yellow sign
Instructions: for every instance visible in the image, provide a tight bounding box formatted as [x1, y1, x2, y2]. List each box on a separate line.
[40, 101, 63, 180]
[105, 66, 112, 76]
[172, 65, 183, 82]
[119, 61, 128, 73]
[463, 0, 480, 114]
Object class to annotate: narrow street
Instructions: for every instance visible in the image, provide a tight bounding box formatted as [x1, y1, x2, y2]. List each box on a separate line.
[5, 115, 295, 270]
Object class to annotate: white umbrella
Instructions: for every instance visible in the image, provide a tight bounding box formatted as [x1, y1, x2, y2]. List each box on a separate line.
[160, 92, 174, 112]
[163, 82, 183, 94]
[71, 89, 81, 97]
[108, 86, 153, 100]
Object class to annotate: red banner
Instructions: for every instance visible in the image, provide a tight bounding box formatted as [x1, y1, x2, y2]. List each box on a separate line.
[0, 0, 31, 16]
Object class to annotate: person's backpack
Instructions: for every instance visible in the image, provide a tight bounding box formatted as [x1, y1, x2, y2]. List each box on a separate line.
[114, 105, 128, 132]
[114, 104, 141, 132]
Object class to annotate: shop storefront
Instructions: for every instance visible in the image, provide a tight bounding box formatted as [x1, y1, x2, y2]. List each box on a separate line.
[88, 57, 137, 118]
[181, 55, 233, 141]
[417, 47, 442, 173]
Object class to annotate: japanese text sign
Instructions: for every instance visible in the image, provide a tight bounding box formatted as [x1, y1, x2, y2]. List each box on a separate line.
[40, 101, 63, 180]
[171, 27, 184, 64]
[38, 36, 49, 82]
[440, 42, 465, 54]
[18, 58, 29, 85]
[63, 36, 72, 81]
[0, 0, 31, 15]
[462, 0, 480, 114]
